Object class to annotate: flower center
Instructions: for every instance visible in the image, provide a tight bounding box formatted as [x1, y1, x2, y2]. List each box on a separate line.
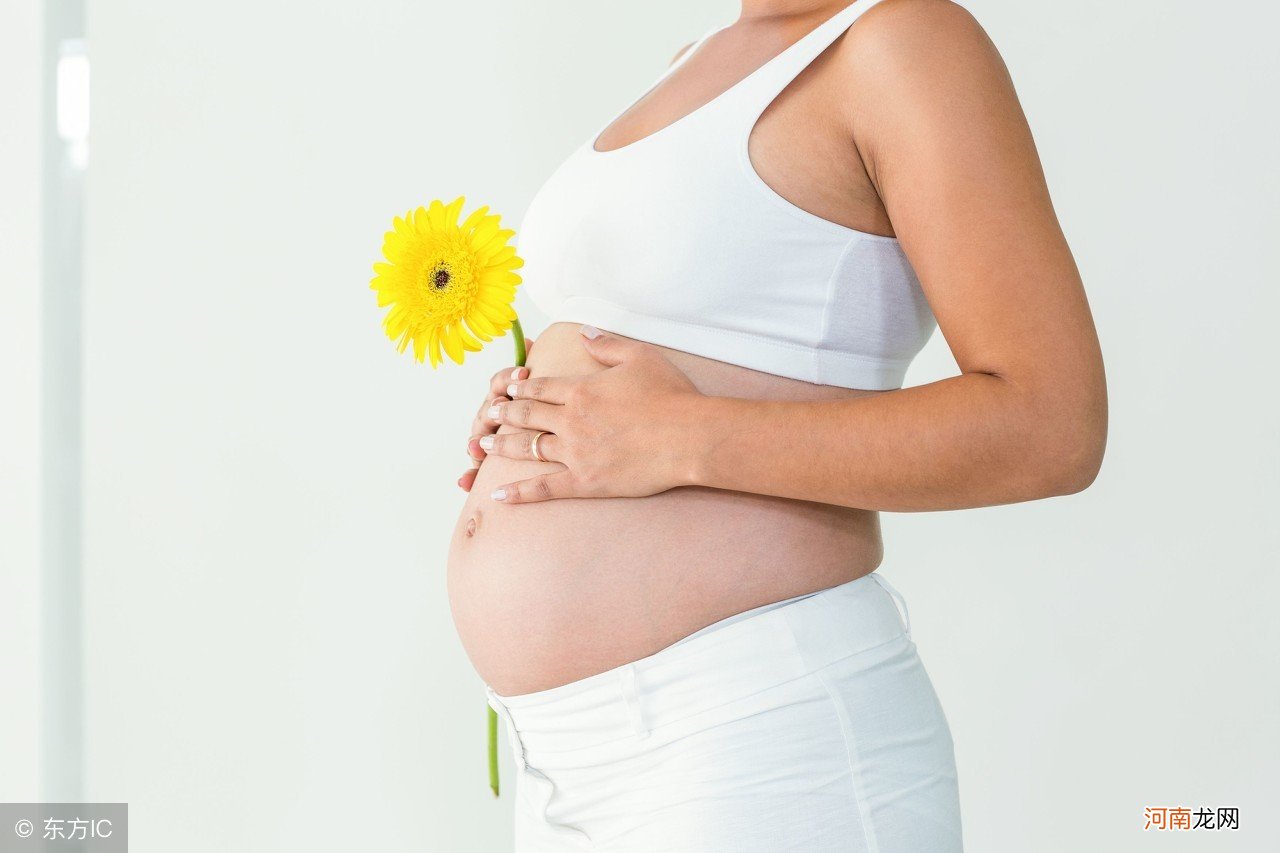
[432, 264, 452, 290]
[412, 242, 477, 321]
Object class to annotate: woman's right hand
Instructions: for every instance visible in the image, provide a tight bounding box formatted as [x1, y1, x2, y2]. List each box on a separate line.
[458, 337, 534, 491]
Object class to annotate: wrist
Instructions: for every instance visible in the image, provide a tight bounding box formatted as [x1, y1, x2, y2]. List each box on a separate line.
[670, 390, 725, 489]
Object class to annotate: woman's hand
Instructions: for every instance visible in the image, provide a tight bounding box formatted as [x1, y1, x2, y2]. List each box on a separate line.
[457, 336, 535, 492]
[481, 325, 705, 504]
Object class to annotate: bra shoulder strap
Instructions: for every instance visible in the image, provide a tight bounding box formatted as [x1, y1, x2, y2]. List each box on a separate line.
[730, 0, 887, 119]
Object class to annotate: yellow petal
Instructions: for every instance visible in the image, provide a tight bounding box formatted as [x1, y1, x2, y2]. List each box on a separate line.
[412, 206, 431, 235]
[489, 256, 524, 272]
[383, 306, 407, 335]
[460, 205, 490, 235]
[441, 323, 465, 364]
[412, 327, 430, 363]
[444, 196, 466, 230]
[478, 228, 515, 255]
[426, 199, 446, 231]
[393, 213, 414, 240]
[478, 269, 521, 288]
[475, 296, 513, 319]
[480, 245, 517, 267]
[474, 301, 511, 328]
[471, 216, 501, 247]
[381, 234, 404, 263]
[464, 311, 496, 339]
[427, 325, 442, 368]
[456, 320, 484, 352]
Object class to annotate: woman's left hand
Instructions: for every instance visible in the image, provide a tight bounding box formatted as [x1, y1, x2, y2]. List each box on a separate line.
[481, 325, 705, 503]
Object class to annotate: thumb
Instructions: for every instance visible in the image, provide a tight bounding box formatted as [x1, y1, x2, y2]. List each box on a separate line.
[578, 325, 634, 367]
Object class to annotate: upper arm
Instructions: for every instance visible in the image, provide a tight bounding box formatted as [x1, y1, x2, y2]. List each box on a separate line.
[842, 0, 1104, 414]
[670, 41, 696, 67]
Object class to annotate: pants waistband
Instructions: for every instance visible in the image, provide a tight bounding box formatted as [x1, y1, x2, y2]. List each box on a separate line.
[484, 571, 912, 761]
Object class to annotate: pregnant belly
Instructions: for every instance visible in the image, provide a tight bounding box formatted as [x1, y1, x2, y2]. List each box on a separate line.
[446, 322, 885, 696]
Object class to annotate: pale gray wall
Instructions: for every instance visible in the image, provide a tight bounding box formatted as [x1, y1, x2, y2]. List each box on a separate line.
[0, 0, 45, 803]
[5, 0, 1274, 851]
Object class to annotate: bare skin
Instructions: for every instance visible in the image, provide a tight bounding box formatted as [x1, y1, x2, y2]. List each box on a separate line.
[449, 0, 1107, 696]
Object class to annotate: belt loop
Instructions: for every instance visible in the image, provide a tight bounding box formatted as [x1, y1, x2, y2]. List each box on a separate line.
[618, 664, 650, 739]
[486, 685, 528, 770]
[870, 572, 912, 639]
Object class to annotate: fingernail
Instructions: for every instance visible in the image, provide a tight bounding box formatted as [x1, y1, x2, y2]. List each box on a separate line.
[487, 404, 501, 420]
[506, 383, 518, 398]
[491, 488, 507, 501]
[479, 435, 495, 451]
[511, 367, 527, 381]
[580, 324, 602, 340]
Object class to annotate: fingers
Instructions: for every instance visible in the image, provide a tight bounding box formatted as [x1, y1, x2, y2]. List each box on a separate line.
[468, 363, 531, 468]
[490, 364, 529, 399]
[458, 438, 484, 491]
[504, 374, 578, 405]
[478, 428, 561, 463]
[490, 470, 577, 504]
[486, 397, 564, 433]
[465, 338, 534, 488]
[578, 324, 644, 367]
[476, 364, 527, 435]
[465, 404, 504, 462]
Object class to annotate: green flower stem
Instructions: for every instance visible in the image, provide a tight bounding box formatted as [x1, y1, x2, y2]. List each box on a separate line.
[488, 315, 527, 799]
[511, 316, 527, 367]
[488, 702, 500, 798]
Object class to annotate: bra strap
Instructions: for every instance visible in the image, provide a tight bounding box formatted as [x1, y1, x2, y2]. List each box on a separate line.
[729, 0, 887, 120]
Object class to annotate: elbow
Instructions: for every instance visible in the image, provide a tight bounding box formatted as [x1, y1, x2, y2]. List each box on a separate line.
[1046, 425, 1106, 496]
[1035, 396, 1108, 498]
[990, 341, 1108, 502]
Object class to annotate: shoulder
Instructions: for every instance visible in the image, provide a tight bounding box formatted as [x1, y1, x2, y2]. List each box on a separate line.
[829, 0, 1020, 156]
[835, 0, 1011, 96]
[848, 0, 993, 54]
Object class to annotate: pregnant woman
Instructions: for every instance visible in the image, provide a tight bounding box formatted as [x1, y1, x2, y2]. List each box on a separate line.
[448, 0, 1106, 849]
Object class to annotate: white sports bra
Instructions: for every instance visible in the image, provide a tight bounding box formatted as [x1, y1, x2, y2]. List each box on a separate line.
[518, 0, 936, 390]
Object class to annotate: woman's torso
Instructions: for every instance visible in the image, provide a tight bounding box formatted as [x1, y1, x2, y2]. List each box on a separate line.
[448, 0, 932, 695]
[448, 325, 887, 695]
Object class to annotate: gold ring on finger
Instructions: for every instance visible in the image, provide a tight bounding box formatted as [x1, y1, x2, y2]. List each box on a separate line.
[530, 430, 549, 463]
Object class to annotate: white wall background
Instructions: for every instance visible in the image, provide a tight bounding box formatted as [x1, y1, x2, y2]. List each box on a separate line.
[0, 0, 44, 804]
[2, 0, 1273, 851]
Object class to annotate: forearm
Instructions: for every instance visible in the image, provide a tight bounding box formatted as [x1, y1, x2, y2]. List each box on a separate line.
[681, 372, 1103, 512]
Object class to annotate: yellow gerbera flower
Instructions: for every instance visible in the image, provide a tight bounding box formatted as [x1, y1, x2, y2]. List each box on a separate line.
[370, 196, 524, 367]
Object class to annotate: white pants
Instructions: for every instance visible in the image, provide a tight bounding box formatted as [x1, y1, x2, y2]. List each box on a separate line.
[485, 572, 963, 852]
